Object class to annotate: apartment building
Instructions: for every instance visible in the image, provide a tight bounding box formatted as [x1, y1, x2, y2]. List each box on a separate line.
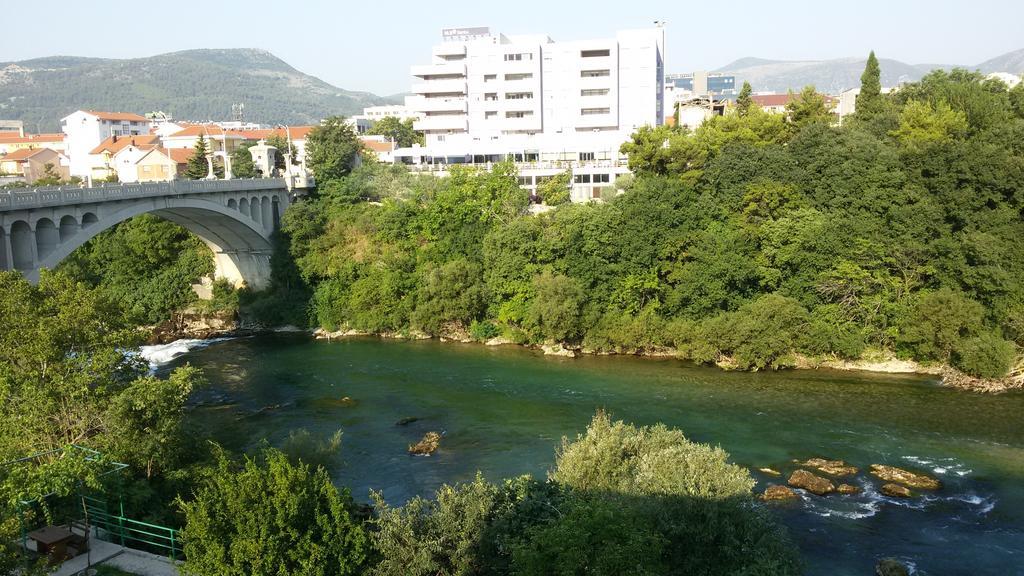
[61, 110, 150, 178]
[397, 25, 665, 201]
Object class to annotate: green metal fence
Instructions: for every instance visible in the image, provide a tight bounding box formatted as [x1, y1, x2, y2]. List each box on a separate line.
[82, 496, 181, 560]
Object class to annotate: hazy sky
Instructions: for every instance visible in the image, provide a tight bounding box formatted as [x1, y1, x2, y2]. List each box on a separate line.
[3, 0, 1022, 95]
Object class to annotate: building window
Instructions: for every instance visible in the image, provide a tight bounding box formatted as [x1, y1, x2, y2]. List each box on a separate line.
[505, 92, 533, 100]
[484, 74, 497, 82]
[580, 108, 610, 115]
[484, 111, 497, 119]
[581, 69, 610, 78]
[579, 152, 595, 161]
[484, 93, 498, 101]
[504, 73, 533, 81]
[574, 174, 592, 184]
[580, 89, 610, 97]
[142, 165, 152, 173]
[506, 111, 534, 119]
[504, 53, 532, 61]
[594, 173, 610, 183]
[581, 49, 610, 58]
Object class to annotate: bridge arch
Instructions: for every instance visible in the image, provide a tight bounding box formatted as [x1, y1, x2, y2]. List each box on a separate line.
[30, 197, 274, 289]
[59, 215, 78, 242]
[10, 221, 34, 270]
[0, 226, 8, 270]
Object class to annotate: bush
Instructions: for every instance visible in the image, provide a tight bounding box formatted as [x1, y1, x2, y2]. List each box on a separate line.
[897, 288, 984, 361]
[469, 319, 500, 342]
[526, 270, 585, 342]
[696, 294, 811, 370]
[411, 259, 487, 336]
[952, 333, 1016, 379]
[582, 308, 668, 353]
[179, 447, 367, 576]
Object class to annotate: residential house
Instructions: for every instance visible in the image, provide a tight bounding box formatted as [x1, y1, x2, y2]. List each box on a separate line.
[0, 133, 66, 155]
[0, 148, 71, 184]
[87, 134, 160, 182]
[61, 110, 150, 178]
[134, 147, 192, 182]
[751, 93, 838, 115]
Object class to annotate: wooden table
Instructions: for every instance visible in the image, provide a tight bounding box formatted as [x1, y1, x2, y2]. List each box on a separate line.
[27, 525, 73, 562]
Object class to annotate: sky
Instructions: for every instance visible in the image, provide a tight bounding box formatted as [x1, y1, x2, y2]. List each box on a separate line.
[3, 0, 1022, 96]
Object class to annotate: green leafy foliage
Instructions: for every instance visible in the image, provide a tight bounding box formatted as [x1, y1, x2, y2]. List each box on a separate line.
[179, 447, 368, 576]
[306, 116, 363, 182]
[952, 333, 1016, 379]
[367, 117, 423, 148]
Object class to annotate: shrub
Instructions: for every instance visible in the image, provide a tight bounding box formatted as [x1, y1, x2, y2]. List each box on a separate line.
[897, 288, 984, 361]
[411, 259, 487, 336]
[469, 319, 500, 342]
[696, 294, 811, 370]
[582, 308, 668, 353]
[526, 270, 585, 342]
[952, 333, 1016, 379]
[179, 447, 367, 576]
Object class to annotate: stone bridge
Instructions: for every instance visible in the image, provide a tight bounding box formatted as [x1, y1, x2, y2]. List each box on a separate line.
[0, 178, 300, 289]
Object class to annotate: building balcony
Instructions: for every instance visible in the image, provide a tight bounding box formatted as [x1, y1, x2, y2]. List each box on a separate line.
[411, 80, 468, 96]
[433, 44, 467, 58]
[411, 62, 467, 78]
[407, 96, 469, 114]
[414, 115, 469, 132]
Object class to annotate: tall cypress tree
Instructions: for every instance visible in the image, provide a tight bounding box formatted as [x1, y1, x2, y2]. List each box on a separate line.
[856, 51, 882, 117]
[736, 81, 754, 116]
[184, 134, 211, 180]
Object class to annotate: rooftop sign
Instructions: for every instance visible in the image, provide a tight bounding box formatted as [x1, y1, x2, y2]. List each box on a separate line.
[442, 27, 490, 39]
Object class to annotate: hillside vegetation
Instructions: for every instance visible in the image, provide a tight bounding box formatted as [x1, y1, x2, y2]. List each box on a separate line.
[266, 67, 1024, 380]
[0, 49, 396, 131]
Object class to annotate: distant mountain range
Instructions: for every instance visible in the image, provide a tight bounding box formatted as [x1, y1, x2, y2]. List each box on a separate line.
[0, 49, 399, 132]
[713, 48, 1024, 94]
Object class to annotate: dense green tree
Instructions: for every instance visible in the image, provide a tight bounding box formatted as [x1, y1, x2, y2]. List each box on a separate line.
[891, 100, 969, 150]
[952, 333, 1016, 378]
[736, 80, 754, 116]
[306, 116, 363, 182]
[537, 171, 571, 205]
[855, 51, 884, 118]
[527, 270, 586, 341]
[368, 116, 423, 148]
[412, 258, 488, 335]
[179, 447, 368, 576]
[786, 86, 834, 128]
[229, 142, 256, 178]
[898, 288, 985, 361]
[184, 134, 214, 180]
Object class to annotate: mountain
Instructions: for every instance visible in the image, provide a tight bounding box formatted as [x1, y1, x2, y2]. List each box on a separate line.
[0, 49, 399, 132]
[713, 56, 950, 94]
[976, 48, 1024, 74]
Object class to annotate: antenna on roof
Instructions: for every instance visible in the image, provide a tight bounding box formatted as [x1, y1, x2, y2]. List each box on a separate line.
[232, 103, 245, 123]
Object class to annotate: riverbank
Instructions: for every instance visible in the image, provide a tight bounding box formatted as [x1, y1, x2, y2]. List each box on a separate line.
[311, 326, 1024, 394]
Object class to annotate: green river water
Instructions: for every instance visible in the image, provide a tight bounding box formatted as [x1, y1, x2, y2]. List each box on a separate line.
[154, 334, 1024, 575]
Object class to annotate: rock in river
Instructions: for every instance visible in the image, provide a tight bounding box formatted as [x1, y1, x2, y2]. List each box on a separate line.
[837, 483, 860, 495]
[758, 467, 782, 476]
[761, 485, 798, 501]
[870, 464, 941, 490]
[409, 431, 442, 456]
[396, 416, 420, 426]
[787, 469, 835, 495]
[880, 483, 913, 498]
[797, 458, 859, 477]
[876, 558, 911, 576]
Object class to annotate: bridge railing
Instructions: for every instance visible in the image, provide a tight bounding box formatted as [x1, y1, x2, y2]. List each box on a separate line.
[0, 177, 288, 212]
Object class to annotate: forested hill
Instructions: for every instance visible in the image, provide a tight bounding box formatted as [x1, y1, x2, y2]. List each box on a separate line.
[714, 48, 1024, 94]
[0, 49, 397, 131]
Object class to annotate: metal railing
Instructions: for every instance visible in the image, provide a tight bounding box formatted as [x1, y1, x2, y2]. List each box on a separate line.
[83, 496, 181, 560]
[0, 177, 288, 212]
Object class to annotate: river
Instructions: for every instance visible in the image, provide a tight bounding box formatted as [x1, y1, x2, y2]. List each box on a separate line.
[151, 334, 1024, 575]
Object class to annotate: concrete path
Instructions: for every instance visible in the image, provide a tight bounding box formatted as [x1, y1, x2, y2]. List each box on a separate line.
[49, 537, 180, 576]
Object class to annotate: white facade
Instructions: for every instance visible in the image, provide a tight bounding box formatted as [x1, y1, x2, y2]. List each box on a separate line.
[61, 111, 149, 178]
[397, 26, 665, 201]
[111, 144, 155, 183]
[353, 105, 424, 123]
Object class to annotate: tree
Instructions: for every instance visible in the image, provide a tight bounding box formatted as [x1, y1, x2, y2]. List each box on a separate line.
[412, 258, 488, 335]
[527, 270, 585, 342]
[306, 116, 362, 182]
[891, 99, 969, 150]
[35, 162, 63, 186]
[786, 86, 833, 128]
[897, 288, 984, 361]
[368, 117, 423, 148]
[229, 142, 256, 178]
[736, 81, 754, 116]
[855, 51, 884, 118]
[179, 447, 368, 576]
[952, 333, 1016, 379]
[536, 171, 571, 205]
[184, 134, 213, 180]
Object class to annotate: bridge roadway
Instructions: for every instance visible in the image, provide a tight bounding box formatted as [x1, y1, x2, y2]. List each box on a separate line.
[0, 178, 296, 289]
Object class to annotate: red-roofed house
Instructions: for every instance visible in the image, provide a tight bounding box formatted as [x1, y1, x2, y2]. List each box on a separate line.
[61, 110, 151, 178]
[360, 136, 396, 162]
[0, 133, 66, 155]
[135, 147, 193, 182]
[83, 134, 160, 182]
[750, 93, 838, 115]
[0, 148, 71, 184]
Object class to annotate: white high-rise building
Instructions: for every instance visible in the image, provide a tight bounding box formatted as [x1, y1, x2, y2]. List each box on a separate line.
[397, 25, 665, 201]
